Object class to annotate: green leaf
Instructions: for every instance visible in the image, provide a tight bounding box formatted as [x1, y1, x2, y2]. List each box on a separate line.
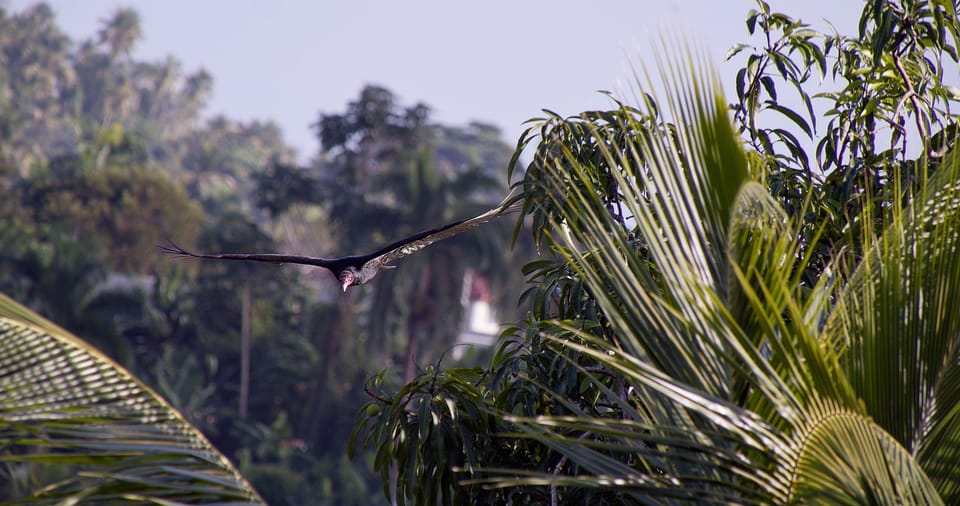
[765, 101, 813, 137]
[746, 9, 760, 35]
[726, 43, 752, 61]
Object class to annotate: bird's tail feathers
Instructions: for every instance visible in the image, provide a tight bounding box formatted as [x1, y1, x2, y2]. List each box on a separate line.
[159, 240, 200, 259]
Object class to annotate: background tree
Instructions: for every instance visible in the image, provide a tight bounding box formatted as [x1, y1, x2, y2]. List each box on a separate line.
[20, 165, 203, 273]
[0, 3, 75, 172]
[250, 86, 527, 485]
[0, 4, 523, 503]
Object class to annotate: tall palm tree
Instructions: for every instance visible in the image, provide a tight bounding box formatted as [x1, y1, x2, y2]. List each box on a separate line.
[366, 146, 508, 379]
[473, 52, 960, 503]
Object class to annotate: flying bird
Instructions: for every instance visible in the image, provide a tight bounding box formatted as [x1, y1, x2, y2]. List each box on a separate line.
[162, 197, 522, 292]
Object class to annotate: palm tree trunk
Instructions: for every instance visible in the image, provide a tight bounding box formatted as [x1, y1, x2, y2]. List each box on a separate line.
[239, 274, 251, 419]
[403, 267, 431, 381]
[402, 318, 419, 381]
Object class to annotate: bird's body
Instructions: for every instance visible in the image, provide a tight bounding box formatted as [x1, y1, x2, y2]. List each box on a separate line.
[162, 197, 521, 291]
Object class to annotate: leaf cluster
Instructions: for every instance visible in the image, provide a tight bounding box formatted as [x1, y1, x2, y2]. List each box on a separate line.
[355, 2, 960, 504]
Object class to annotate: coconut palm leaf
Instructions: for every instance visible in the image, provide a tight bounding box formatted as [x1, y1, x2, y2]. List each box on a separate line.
[0, 291, 264, 505]
[485, 47, 949, 503]
[823, 148, 960, 502]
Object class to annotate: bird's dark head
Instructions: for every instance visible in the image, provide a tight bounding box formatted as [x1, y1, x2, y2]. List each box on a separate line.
[338, 267, 361, 292]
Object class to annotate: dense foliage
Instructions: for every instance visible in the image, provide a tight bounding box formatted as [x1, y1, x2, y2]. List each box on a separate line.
[0, 4, 521, 504]
[353, 1, 960, 504]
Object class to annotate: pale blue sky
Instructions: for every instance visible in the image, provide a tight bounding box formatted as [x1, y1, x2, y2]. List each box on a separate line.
[7, 1, 862, 162]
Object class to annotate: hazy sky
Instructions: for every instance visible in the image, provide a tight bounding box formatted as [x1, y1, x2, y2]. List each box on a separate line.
[8, 1, 862, 162]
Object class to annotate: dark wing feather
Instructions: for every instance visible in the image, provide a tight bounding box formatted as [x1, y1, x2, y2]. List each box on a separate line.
[161, 192, 521, 275]
[160, 241, 343, 270]
[369, 200, 521, 266]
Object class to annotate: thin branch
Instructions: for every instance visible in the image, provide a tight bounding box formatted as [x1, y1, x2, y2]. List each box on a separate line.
[363, 383, 392, 404]
[892, 54, 930, 145]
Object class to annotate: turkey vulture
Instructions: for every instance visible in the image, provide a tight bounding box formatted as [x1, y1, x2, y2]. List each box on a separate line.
[162, 197, 521, 292]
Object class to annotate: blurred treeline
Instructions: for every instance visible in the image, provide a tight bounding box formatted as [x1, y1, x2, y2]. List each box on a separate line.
[0, 4, 527, 504]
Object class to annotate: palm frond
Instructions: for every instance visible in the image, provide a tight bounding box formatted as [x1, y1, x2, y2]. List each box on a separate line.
[0, 292, 264, 505]
[824, 147, 960, 502]
[489, 45, 947, 503]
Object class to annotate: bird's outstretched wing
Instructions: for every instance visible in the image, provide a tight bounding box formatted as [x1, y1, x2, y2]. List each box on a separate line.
[161, 191, 523, 278]
[160, 241, 342, 269]
[370, 199, 522, 266]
